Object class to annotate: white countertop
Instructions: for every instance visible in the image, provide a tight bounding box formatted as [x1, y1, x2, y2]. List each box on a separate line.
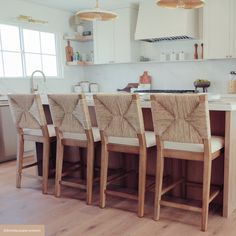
[141, 100, 236, 111]
[1, 94, 236, 111]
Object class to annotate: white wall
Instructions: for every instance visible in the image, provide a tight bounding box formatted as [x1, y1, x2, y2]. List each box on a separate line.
[0, 0, 83, 94]
[84, 59, 236, 94]
[1, 0, 235, 95]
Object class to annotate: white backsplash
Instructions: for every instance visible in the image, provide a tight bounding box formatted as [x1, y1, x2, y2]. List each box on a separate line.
[84, 59, 236, 94]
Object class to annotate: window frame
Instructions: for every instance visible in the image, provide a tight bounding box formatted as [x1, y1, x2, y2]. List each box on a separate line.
[0, 22, 62, 79]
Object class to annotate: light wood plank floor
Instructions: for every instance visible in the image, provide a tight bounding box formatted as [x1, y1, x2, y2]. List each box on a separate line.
[1, 158, 236, 236]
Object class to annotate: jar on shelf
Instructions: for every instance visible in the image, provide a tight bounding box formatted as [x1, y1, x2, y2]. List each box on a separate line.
[179, 51, 185, 61]
[79, 81, 90, 93]
[160, 52, 167, 62]
[228, 71, 236, 93]
[170, 52, 177, 61]
[90, 83, 99, 93]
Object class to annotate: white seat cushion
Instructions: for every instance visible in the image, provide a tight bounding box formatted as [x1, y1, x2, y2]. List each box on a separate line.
[63, 127, 100, 142]
[23, 124, 55, 137]
[164, 136, 224, 153]
[108, 131, 156, 148]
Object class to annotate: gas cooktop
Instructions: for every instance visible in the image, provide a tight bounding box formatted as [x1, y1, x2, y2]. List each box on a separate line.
[134, 90, 197, 93]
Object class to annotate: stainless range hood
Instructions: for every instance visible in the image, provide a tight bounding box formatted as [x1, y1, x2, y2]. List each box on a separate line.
[135, 0, 200, 42]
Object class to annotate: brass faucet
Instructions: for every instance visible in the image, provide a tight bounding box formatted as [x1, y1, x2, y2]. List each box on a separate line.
[30, 70, 46, 93]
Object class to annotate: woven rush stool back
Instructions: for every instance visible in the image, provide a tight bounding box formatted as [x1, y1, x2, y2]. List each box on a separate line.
[151, 93, 211, 144]
[48, 94, 91, 135]
[8, 94, 47, 131]
[93, 94, 144, 138]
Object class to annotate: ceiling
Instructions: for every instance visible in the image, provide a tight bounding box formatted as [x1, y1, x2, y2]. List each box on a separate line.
[19, 0, 143, 13]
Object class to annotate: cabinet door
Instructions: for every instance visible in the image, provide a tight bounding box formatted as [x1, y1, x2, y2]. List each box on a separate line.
[0, 106, 17, 159]
[114, 9, 131, 63]
[204, 0, 231, 59]
[93, 20, 115, 64]
[231, 0, 236, 58]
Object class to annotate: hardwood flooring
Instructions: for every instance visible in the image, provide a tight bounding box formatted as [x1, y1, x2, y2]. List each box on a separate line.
[1, 158, 236, 236]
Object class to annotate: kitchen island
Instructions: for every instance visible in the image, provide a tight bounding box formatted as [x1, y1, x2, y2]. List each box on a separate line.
[55, 96, 236, 218]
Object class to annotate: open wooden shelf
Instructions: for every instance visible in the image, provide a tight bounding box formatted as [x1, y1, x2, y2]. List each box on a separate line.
[66, 61, 93, 66]
[63, 35, 93, 42]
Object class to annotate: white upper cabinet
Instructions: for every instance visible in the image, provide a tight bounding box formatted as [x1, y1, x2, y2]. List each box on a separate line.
[93, 20, 115, 64]
[231, 0, 236, 58]
[114, 8, 131, 63]
[203, 0, 235, 59]
[93, 7, 139, 64]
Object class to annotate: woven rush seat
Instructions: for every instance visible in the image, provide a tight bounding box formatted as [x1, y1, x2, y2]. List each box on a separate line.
[108, 131, 156, 148]
[23, 124, 56, 137]
[63, 127, 100, 142]
[164, 136, 224, 153]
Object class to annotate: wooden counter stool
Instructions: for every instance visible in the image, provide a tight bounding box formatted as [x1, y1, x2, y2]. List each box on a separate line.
[8, 94, 56, 194]
[48, 94, 100, 205]
[151, 93, 224, 231]
[93, 93, 156, 217]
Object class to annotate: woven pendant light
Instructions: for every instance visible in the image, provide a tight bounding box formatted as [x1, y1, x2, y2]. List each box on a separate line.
[156, 0, 205, 9]
[76, 0, 118, 21]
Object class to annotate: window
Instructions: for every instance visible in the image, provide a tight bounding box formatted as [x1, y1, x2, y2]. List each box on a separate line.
[0, 24, 23, 77]
[0, 24, 59, 78]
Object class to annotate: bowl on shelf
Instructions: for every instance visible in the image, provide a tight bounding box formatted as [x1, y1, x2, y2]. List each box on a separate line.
[82, 31, 92, 36]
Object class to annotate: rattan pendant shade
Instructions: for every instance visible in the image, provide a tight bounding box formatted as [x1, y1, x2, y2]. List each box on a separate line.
[76, 0, 118, 21]
[156, 0, 205, 9]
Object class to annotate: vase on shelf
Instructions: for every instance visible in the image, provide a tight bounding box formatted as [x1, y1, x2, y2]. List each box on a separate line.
[139, 71, 152, 90]
[194, 43, 198, 60]
[65, 40, 73, 62]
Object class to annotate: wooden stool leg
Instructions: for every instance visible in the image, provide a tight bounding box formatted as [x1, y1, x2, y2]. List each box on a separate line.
[79, 147, 85, 180]
[201, 157, 212, 231]
[16, 134, 24, 188]
[138, 149, 147, 217]
[100, 143, 109, 208]
[182, 160, 187, 199]
[154, 140, 164, 220]
[42, 139, 50, 194]
[86, 144, 94, 205]
[55, 139, 64, 197]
